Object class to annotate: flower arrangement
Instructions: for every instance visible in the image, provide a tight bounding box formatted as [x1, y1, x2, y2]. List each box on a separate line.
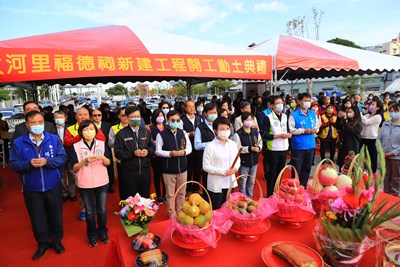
[116, 193, 159, 237]
[314, 142, 400, 266]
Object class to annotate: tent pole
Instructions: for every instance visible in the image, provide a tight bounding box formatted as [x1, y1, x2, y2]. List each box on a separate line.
[273, 56, 277, 95]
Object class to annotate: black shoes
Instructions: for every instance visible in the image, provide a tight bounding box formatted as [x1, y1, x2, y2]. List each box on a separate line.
[32, 247, 48, 260]
[108, 187, 115, 193]
[52, 243, 65, 254]
[100, 235, 109, 244]
[62, 197, 68, 203]
[89, 238, 98, 248]
[69, 196, 77, 202]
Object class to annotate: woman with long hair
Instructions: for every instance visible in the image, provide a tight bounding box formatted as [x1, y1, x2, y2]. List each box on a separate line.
[148, 109, 167, 203]
[360, 99, 383, 173]
[336, 106, 362, 170]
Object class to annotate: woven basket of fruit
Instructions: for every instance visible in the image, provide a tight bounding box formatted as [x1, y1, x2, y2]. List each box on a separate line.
[273, 165, 309, 219]
[308, 158, 341, 213]
[164, 181, 231, 248]
[224, 174, 276, 231]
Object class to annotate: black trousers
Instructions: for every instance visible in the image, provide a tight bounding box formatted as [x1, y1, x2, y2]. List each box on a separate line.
[319, 138, 336, 161]
[119, 167, 151, 200]
[265, 150, 288, 197]
[262, 150, 269, 180]
[185, 152, 194, 193]
[151, 158, 166, 198]
[209, 189, 229, 210]
[361, 138, 378, 173]
[23, 184, 63, 249]
[107, 160, 115, 187]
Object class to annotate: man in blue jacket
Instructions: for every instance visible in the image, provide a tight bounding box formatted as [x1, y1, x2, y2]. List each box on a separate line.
[289, 93, 320, 186]
[10, 111, 67, 260]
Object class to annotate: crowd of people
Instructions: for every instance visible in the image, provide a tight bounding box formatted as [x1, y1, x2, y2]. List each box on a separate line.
[3, 89, 400, 260]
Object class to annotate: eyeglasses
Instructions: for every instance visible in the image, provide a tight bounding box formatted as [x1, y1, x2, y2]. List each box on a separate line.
[93, 114, 102, 117]
[170, 119, 181, 123]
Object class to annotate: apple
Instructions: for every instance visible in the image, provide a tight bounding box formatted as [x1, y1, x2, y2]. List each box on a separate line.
[336, 174, 353, 189]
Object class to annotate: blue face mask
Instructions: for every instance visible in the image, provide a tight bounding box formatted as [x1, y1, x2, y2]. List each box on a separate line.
[390, 112, 400, 119]
[169, 121, 180, 129]
[207, 114, 217, 122]
[30, 124, 44, 135]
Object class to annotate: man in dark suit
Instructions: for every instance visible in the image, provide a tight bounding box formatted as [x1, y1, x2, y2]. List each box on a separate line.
[53, 110, 76, 203]
[12, 101, 57, 143]
[92, 109, 115, 193]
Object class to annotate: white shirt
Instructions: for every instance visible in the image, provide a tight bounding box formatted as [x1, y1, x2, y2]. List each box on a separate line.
[56, 125, 65, 141]
[194, 120, 214, 150]
[155, 129, 192, 158]
[29, 132, 45, 148]
[360, 113, 382, 139]
[202, 138, 240, 193]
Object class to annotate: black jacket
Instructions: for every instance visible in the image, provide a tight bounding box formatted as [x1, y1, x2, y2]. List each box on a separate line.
[114, 126, 155, 175]
[159, 128, 187, 174]
[12, 121, 57, 143]
[236, 128, 260, 167]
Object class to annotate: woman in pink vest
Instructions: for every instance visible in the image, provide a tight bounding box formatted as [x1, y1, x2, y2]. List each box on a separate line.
[70, 120, 111, 248]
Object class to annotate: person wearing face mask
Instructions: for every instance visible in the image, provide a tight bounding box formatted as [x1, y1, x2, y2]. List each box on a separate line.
[203, 117, 240, 209]
[10, 111, 67, 260]
[234, 101, 259, 132]
[395, 92, 400, 104]
[352, 94, 364, 112]
[53, 110, 73, 202]
[341, 99, 352, 112]
[378, 103, 400, 196]
[360, 100, 383, 173]
[218, 109, 235, 140]
[194, 103, 218, 191]
[155, 110, 192, 216]
[70, 120, 111, 248]
[181, 100, 202, 194]
[262, 96, 291, 197]
[310, 102, 321, 165]
[234, 112, 262, 199]
[382, 93, 392, 121]
[336, 106, 362, 170]
[148, 109, 167, 203]
[64, 107, 106, 221]
[318, 105, 338, 161]
[114, 106, 156, 200]
[159, 101, 171, 118]
[289, 93, 320, 187]
[12, 101, 57, 143]
[195, 101, 205, 122]
[319, 96, 331, 115]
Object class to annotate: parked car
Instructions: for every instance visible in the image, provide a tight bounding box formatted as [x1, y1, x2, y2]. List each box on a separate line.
[0, 110, 15, 120]
[13, 104, 24, 113]
[38, 100, 55, 108]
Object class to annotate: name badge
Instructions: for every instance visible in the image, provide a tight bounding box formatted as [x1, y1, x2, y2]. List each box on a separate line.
[124, 137, 133, 141]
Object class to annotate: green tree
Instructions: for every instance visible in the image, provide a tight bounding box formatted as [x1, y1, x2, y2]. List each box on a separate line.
[335, 76, 373, 95]
[174, 83, 187, 97]
[193, 84, 208, 95]
[106, 84, 127, 96]
[327, 38, 364, 49]
[0, 88, 10, 101]
[209, 80, 236, 95]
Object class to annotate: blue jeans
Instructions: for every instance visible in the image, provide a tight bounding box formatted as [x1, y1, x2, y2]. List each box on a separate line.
[79, 184, 108, 240]
[291, 149, 314, 186]
[238, 165, 257, 199]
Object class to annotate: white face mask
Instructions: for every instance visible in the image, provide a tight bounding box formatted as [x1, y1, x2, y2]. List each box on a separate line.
[302, 101, 311, 109]
[217, 130, 230, 140]
[275, 103, 284, 113]
[312, 107, 318, 113]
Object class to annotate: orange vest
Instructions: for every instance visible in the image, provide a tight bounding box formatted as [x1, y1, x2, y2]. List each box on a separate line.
[318, 114, 338, 139]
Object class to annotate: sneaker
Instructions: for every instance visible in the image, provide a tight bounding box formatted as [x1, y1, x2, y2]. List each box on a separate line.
[89, 238, 97, 248]
[78, 211, 86, 221]
[100, 235, 109, 244]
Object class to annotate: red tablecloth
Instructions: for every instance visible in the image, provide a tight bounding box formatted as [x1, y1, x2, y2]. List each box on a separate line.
[105, 193, 399, 267]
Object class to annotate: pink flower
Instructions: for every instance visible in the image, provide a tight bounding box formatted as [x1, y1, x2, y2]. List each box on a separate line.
[152, 204, 159, 211]
[134, 205, 144, 214]
[145, 209, 155, 217]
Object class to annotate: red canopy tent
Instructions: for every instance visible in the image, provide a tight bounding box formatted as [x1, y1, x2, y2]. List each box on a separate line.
[249, 35, 400, 81]
[0, 25, 272, 85]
